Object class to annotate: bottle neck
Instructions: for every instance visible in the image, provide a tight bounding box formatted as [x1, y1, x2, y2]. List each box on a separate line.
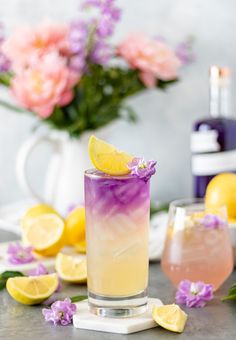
[209, 67, 231, 118]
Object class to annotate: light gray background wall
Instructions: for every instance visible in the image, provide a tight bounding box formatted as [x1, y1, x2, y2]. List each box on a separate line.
[0, 0, 236, 205]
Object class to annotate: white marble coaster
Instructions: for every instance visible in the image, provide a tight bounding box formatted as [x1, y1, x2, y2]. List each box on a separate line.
[0, 241, 85, 274]
[73, 297, 162, 334]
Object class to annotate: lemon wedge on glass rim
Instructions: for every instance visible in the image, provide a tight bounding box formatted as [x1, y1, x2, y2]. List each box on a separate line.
[55, 253, 87, 283]
[88, 135, 133, 175]
[6, 273, 58, 305]
[152, 304, 187, 333]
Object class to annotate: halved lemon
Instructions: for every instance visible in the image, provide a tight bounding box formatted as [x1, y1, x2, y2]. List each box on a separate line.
[6, 273, 58, 305]
[24, 213, 65, 256]
[74, 239, 86, 254]
[21, 204, 57, 231]
[65, 206, 86, 246]
[88, 135, 133, 175]
[152, 304, 187, 333]
[56, 253, 87, 283]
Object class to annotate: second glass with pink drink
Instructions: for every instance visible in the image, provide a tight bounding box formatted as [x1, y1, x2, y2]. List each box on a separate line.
[161, 199, 233, 291]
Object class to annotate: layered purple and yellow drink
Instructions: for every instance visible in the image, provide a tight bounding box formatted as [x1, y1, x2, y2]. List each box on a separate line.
[85, 136, 156, 317]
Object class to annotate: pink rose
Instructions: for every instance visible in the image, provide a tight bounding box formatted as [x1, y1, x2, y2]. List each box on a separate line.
[117, 33, 181, 87]
[11, 53, 78, 118]
[2, 21, 70, 71]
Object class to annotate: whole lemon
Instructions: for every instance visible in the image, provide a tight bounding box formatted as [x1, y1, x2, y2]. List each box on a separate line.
[65, 206, 86, 246]
[205, 173, 236, 219]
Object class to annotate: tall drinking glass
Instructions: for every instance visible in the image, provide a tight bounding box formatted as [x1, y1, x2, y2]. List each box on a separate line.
[84, 169, 150, 317]
[161, 199, 233, 290]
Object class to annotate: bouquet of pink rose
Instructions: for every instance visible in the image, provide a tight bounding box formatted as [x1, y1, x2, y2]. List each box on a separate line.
[0, 0, 192, 137]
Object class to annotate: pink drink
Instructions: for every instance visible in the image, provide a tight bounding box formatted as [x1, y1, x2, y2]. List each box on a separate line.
[84, 169, 150, 317]
[161, 200, 233, 291]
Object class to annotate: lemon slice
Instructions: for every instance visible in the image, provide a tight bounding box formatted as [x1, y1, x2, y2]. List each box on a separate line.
[6, 273, 58, 305]
[21, 204, 57, 230]
[152, 304, 187, 333]
[56, 253, 87, 283]
[88, 135, 133, 175]
[65, 206, 86, 246]
[74, 239, 86, 254]
[24, 213, 65, 256]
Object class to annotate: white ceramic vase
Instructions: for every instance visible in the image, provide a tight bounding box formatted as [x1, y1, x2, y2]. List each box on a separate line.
[16, 127, 111, 216]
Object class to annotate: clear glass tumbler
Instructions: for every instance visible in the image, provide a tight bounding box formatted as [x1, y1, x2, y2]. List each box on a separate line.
[161, 199, 233, 291]
[84, 169, 150, 317]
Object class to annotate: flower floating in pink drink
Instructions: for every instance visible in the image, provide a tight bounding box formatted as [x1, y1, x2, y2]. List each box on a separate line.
[11, 52, 78, 118]
[2, 21, 69, 71]
[128, 157, 156, 181]
[7, 243, 35, 265]
[42, 298, 77, 326]
[117, 33, 181, 87]
[175, 280, 214, 308]
[201, 214, 226, 229]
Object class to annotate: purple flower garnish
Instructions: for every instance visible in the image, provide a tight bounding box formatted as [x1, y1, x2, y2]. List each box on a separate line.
[128, 157, 157, 181]
[7, 243, 35, 265]
[28, 263, 48, 276]
[175, 280, 214, 308]
[201, 214, 225, 229]
[42, 298, 77, 326]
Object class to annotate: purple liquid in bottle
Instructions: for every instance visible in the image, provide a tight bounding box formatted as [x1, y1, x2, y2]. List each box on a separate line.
[192, 66, 236, 198]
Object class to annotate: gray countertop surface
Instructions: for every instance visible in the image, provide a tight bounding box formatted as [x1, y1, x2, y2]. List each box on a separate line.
[0, 229, 236, 340]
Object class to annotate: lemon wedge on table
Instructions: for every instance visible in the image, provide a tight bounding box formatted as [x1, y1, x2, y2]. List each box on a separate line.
[152, 304, 187, 333]
[56, 253, 87, 283]
[65, 206, 86, 246]
[24, 213, 65, 256]
[88, 135, 133, 176]
[6, 273, 58, 305]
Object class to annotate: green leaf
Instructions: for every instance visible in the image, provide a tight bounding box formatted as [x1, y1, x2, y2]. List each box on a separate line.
[0, 72, 12, 86]
[157, 78, 179, 90]
[222, 283, 236, 301]
[0, 100, 30, 113]
[0, 279, 6, 291]
[70, 295, 87, 303]
[1, 271, 24, 279]
[0, 271, 24, 291]
[150, 201, 169, 218]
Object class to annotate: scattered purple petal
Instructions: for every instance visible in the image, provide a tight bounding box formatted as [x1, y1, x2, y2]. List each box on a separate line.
[175, 280, 214, 308]
[28, 263, 48, 276]
[128, 157, 157, 181]
[42, 298, 77, 326]
[201, 214, 226, 229]
[7, 243, 35, 265]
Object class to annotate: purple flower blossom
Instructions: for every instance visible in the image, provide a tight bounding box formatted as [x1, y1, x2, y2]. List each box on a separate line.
[42, 298, 77, 326]
[175, 280, 214, 308]
[175, 39, 194, 65]
[28, 263, 48, 276]
[0, 23, 11, 72]
[128, 157, 157, 181]
[69, 0, 121, 67]
[7, 243, 35, 265]
[68, 20, 88, 74]
[201, 214, 226, 229]
[90, 40, 112, 64]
